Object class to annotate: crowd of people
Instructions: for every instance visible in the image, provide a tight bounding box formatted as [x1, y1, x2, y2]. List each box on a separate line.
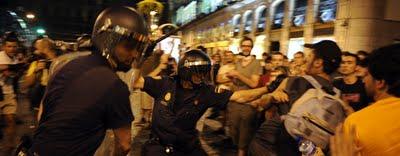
[0, 5, 399, 156]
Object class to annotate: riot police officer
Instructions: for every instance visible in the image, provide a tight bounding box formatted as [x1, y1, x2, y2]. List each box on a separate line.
[30, 6, 150, 156]
[131, 49, 270, 156]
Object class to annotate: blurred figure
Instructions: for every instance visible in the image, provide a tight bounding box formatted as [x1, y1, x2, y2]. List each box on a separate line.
[23, 38, 58, 111]
[226, 37, 262, 156]
[356, 50, 369, 61]
[249, 40, 345, 156]
[283, 55, 289, 67]
[270, 52, 284, 70]
[76, 34, 92, 52]
[0, 32, 19, 154]
[334, 52, 370, 111]
[293, 51, 306, 66]
[211, 53, 222, 83]
[162, 57, 177, 76]
[261, 52, 269, 60]
[332, 44, 400, 156]
[355, 50, 369, 77]
[209, 50, 236, 120]
[258, 56, 272, 87]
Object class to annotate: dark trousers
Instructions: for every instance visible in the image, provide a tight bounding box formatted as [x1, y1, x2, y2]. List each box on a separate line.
[141, 139, 207, 156]
[248, 118, 300, 156]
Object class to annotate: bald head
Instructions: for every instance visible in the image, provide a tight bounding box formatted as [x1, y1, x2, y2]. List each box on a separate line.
[35, 38, 57, 58]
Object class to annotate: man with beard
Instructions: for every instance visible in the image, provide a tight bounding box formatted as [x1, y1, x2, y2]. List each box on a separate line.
[226, 36, 262, 156]
[24, 38, 58, 111]
[248, 40, 353, 156]
[331, 44, 400, 156]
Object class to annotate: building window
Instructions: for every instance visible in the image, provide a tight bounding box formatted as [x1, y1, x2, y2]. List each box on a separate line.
[256, 5, 267, 32]
[293, 0, 307, 26]
[272, 1, 285, 29]
[232, 14, 241, 37]
[243, 10, 253, 34]
[318, 0, 337, 23]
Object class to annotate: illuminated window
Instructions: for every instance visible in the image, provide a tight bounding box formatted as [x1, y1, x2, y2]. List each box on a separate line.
[232, 14, 241, 37]
[256, 5, 267, 32]
[293, 0, 307, 26]
[243, 10, 253, 34]
[272, 1, 285, 29]
[318, 0, 337, 23]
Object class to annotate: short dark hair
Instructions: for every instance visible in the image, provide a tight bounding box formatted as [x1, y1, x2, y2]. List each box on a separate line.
[2, 31, 19, 45]
[264, 56, 272, 63]
[271, 51, 284, 56]
[357, 50, 369, 57]
[241, 36, 253, 47]
[283, 55, 288, 60]
[305, 40, 342, 74]
[294, 51, 304, 56]
[367, 43, 400, 97]
[342, 51, 360, 65]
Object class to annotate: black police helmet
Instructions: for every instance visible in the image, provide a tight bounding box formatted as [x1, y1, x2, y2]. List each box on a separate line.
[91, 6, 150, 71]
[178, 49, 213, 85]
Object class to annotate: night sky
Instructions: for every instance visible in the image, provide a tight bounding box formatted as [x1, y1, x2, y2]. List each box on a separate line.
[1, 0, 169, 41]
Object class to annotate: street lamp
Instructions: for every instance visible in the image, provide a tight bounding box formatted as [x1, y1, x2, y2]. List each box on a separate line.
[36, 28, 46, 34]
[26, 13, 35, 19]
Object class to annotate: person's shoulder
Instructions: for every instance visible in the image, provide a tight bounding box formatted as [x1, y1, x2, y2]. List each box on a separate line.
[287, 76, 308, 84]
[332, 77, 344, 86]
[250, 58, 261, 66]
[0, 51, 11, 63]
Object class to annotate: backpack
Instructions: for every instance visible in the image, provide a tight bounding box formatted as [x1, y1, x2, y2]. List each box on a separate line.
[283, 75, 346, 149]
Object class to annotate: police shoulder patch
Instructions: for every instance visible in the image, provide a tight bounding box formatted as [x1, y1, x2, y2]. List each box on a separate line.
[164, 92, 171, 101]
[214, 86, 227, 94]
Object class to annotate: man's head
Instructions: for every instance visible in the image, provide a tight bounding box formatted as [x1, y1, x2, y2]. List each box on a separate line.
[357, 50, 369, 61]
[270, 51, 284, 69]
[339, 52, 359, 76]
[2, 34, 19, 57]
[34, 38, 56, 56]
[240, 36, 253, 56]
[363, 44, 400, 99]
[264, 57, 273, 71]
[224, 50, 235, 64]
[262, 52, 269, 60]
[91, 6, 150, 72]
[304, 40, 342, 75]
[293, 51, 305, 65]
[212, 53, 221, 64]
[178, 49, 212, 89]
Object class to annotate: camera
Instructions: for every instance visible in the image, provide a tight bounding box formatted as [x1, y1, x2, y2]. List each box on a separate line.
[38, 59, 52, 69]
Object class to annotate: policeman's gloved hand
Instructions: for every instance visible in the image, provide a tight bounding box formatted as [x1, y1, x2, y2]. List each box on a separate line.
[267, 74, 288, 92]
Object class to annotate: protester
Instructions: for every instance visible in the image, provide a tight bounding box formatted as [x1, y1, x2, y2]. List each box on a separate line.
[331, 43, 400, 156]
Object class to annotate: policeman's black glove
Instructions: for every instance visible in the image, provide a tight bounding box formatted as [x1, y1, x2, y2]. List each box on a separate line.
[267, 74, 288, 92]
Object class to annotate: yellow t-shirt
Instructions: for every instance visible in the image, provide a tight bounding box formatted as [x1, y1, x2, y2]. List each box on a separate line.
[26, 61, 49, 86]
[343, 97, 400, 156]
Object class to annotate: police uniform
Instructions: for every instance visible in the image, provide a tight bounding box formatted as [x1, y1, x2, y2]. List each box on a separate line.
[141, 76, 233, 156]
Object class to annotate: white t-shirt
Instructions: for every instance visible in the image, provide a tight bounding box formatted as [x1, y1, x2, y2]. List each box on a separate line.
[0, 51, 17, 95]
[0, 51, 17, 65]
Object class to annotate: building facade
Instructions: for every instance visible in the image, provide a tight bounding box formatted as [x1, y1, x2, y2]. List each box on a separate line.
[174, 0, 400, 59]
